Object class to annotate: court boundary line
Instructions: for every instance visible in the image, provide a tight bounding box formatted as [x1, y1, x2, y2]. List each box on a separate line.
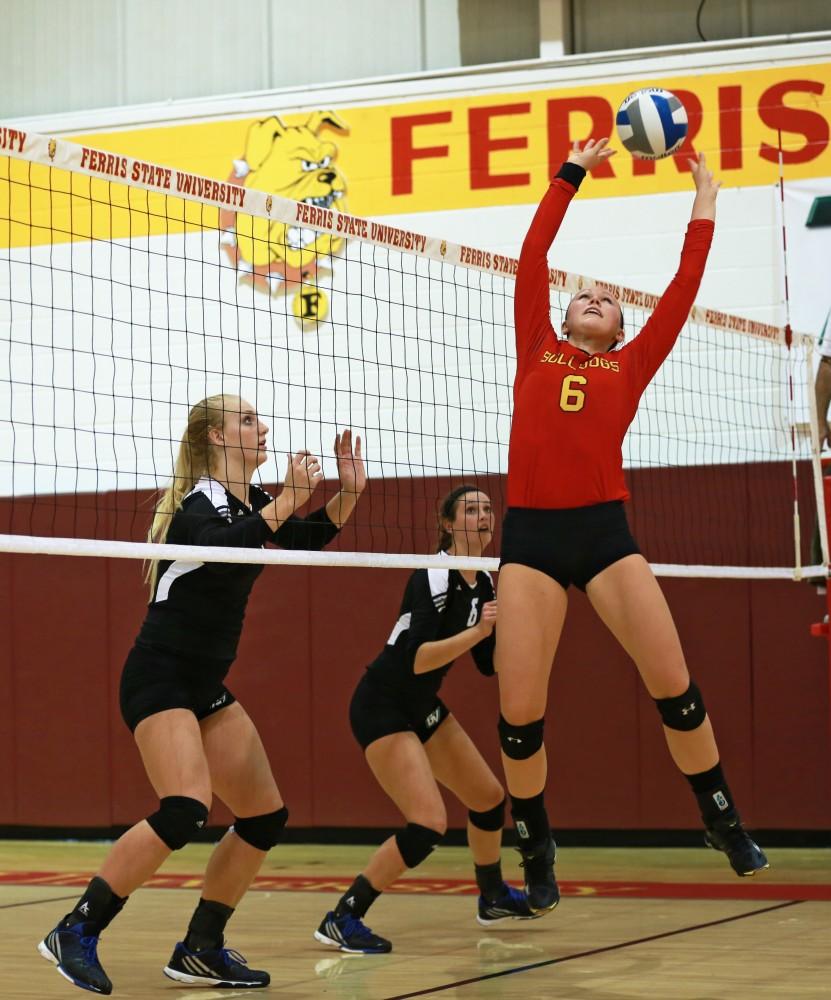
[383, 899, 804, 999]
[0, 894, 80, 911]
[2, 869, 829, 901]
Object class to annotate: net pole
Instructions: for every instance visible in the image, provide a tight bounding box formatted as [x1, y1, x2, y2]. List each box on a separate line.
[777, 130, 806, 579]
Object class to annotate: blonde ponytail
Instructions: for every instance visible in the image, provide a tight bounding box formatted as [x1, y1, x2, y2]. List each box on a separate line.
[144, 393, 238, 597]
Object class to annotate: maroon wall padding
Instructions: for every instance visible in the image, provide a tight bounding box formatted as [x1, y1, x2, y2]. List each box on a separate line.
[0, 548, 15, 824]
[234, 565, 315, 828]
[0, 463, 829, 833]
[750, 579, 831, 828]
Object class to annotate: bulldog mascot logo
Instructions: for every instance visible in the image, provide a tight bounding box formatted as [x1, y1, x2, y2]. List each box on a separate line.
[219, 111, 348, 325]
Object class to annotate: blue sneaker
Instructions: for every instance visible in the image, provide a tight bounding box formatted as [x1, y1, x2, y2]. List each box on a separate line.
[705, 818, 770, 877]
[477, 884, 541, 926]
[163, 941, 269, 988]
[314, 911, 392, 954]
[519, 835, 560, 912]
[38, 922, 112, 995]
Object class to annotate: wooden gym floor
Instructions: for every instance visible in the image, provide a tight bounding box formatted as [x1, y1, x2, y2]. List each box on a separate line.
[1, 839, 828, 999]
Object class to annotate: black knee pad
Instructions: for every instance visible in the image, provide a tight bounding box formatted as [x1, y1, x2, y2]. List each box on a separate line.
[233, 806, 289, 852]
[498, 715, 545, 760]
[469, 797, 506, 832]
[147, 796, 209, 851]
[395, 823, 443, 868]
[655, 681, 707, 731]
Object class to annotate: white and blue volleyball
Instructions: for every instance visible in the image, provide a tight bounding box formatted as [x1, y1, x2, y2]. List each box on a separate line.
[616, 88, 688, 159]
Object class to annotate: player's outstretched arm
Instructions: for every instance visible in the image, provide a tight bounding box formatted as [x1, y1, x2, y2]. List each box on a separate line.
[816, 357, 831, 449]
[515, 138, 616, 362]
[631, 153, 718, 382]
[688, 152, 721, 223]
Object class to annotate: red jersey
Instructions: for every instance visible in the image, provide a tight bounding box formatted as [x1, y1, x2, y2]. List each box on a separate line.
[508, 174, 714, 509]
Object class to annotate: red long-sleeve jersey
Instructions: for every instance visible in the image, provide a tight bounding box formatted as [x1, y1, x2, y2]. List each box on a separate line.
[508, 174, 714, 509]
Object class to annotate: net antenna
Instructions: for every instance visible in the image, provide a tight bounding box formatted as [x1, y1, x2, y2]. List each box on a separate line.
[0, 129, 820, 578]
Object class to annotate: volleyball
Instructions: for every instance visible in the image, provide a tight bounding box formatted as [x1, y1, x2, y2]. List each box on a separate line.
[615, 88, 688, 159]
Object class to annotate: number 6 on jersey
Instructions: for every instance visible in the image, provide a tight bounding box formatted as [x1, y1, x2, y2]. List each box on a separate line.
[559, 374, 587, 412]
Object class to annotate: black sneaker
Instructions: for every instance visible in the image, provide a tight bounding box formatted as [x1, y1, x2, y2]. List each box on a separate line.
[314, 911, 392, 954]
[518, 835, 560, 912]
[705, 818, 770, 877]
[163, 941, 270, 987]
[477, 884, 541, 926]
[38, 922, 112, 995]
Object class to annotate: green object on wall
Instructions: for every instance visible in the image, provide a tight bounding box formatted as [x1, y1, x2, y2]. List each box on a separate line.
[806, 196, 831, 228]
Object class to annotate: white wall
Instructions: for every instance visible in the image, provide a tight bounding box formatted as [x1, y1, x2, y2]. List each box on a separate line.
[0, 193, 805, 498]
[784, 181, 831, 337]
[387, 185, 782, 325]
[0, 0, 462, 117]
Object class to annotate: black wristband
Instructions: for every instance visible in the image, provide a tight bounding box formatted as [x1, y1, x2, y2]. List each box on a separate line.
[555, 161, 587, 189]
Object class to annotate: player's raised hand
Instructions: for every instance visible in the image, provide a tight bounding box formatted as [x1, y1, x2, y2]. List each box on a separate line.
[568, 137, 617, 173]
[284, 449, 322, 507]
[688, 152, 721, 221]
[688, 151, 721, 197]
[334, 429, 366, 495]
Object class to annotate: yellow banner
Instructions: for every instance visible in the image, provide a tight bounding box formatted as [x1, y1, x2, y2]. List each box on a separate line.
[1, 60, 829, 256]
[60, 60, 831, 217]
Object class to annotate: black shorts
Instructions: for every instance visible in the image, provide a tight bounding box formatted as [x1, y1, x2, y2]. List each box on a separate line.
[119, 640, 237, 733]
[500, 501, 640, 591]
[349, 673, 449, 750]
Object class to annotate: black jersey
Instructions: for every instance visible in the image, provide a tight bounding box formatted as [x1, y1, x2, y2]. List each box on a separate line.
[365, 556, 495, 707]
[138, 476, 338, 658]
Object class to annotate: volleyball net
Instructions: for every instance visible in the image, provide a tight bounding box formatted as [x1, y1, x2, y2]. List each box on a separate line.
[0, 130, 822, 578]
